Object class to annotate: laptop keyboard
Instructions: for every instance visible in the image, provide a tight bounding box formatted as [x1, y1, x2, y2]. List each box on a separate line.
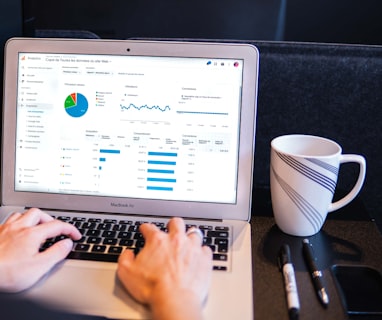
[40, 215, 230, 271]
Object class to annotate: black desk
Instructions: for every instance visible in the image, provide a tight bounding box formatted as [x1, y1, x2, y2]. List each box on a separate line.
[251, 188, 382, 320]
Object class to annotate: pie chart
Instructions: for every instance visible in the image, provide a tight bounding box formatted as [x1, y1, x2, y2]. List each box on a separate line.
[65, 93, 88, 117]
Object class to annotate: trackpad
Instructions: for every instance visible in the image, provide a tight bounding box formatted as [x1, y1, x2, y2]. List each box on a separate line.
[21, 260, 150, 319]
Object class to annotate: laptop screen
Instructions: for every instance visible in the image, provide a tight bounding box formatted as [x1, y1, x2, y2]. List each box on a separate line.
[15, 52, 244, 204]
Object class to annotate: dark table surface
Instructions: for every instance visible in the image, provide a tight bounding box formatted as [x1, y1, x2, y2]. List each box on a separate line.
[251, 187, 382, 320]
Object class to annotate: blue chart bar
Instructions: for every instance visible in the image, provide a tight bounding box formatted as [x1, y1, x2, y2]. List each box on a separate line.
[100, 149, 121, 154]
[147, 186, 173, 191]
[99, 157, 106, 162]
[148, 151, 178, 157]
[147, 177, 176, 183]
[148, 160, 176, 165]
[147, 169, 174, 174]
[147, 150, 177, 191]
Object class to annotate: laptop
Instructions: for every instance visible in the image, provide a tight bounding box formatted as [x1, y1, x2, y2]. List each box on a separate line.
[1, 38, 259, 319]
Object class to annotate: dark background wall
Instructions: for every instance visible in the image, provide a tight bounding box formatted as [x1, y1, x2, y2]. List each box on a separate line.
[19, 0, 382, 45]
[284, 0, 382, 45]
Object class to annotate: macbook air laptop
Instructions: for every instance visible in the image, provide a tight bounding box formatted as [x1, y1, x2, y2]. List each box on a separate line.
[1, 38, 259, 319]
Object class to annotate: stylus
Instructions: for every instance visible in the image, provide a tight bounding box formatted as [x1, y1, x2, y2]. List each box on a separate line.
[302, 239, 329, 307]
[278, 244, 300, 320]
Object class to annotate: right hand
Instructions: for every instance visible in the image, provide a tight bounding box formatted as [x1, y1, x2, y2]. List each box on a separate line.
[117, 217, 212, 320]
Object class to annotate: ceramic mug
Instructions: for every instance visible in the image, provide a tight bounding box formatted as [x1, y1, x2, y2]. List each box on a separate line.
[270, 134, 366, 236]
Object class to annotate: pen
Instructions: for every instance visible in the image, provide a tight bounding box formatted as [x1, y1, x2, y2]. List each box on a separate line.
[278, 244, 300, 320]
[302, 239, 329, 306]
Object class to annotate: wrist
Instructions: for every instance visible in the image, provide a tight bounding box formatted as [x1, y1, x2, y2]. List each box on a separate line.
[150, 284, 204, 320]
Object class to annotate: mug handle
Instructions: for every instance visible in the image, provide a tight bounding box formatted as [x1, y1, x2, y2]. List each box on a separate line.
[328, 154, 366, 212]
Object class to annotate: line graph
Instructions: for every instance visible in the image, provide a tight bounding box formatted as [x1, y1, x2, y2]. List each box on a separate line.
[120, 103, 171, 112]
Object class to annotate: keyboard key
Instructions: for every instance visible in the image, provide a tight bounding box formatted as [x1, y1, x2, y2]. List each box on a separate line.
[92, 245, 106, 253]
[88, 237, 101, 244]
[86, 229, 101, 237]
[55, 235, 68, 241]
[68, 251, 119, 262]
[74, 244, 90, 252]
[103, 238, 118, 245]
[119, 220, 133, 225]
[82, 222, 96, 229]
[102, 231, 116, 238]
[213, 253, 228, 261]
[128, 225, 140, 232]
[57, 216, 71, 221]
[118, 231, 132, 239]
[215, 238, 228, 245]
[218, 244, 228, 253]
[113, 224, 127, 231]
[203, 237, 212, 245]
[213, 266, 227, 271]
[97, 223, 112, 231]
[104, 219, 117, 224]
[120, 239, 134, 247]
[73, 221, 83, 228]
[207, 231, 229, 238]
[108, 246, 123, 254]
[77, 235, 86, 243]
[134, 233, 144, 240]
[199, 225, 213, 231]
[135, 240, 145, 248]
[73, 217, 86, 222]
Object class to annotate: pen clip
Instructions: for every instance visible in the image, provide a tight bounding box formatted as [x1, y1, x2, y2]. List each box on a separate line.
[308, 241, 316, 256]
[303, 238, 318, 263]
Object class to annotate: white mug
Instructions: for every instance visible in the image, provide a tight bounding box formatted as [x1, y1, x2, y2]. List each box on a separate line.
[270, 134, 366, 236]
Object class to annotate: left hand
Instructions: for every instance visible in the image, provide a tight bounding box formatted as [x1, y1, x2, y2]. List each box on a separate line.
[0, 208, 82, 292]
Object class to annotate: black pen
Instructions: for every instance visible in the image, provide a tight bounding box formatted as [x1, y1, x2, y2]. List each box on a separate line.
[302, 239, 329, 306]
[278, 244, 300, 320]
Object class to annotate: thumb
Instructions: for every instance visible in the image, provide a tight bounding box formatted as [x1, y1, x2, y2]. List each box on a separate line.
[37, 238, 73, 268]
[117, 248, 135, 273]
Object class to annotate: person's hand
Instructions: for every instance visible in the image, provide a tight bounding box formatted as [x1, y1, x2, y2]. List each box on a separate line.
[0, 208, 82, 292]
[117, 217, 212, 320]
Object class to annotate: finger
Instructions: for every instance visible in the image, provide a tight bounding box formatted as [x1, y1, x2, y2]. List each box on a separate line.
[19, 208, 54, 227]
[34, 220, 82, 241]
[36, 238, 74, 268]
[118, 248, 135, 268]
[117, 249, 136, 281]
[166, 217, 186, 235]
[139, 222, 161, 242]
[4, 212, 22, 224]
[186, 227, 204, 245]
[117, 249, 148, 304]
[202, 244, 213, 258]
